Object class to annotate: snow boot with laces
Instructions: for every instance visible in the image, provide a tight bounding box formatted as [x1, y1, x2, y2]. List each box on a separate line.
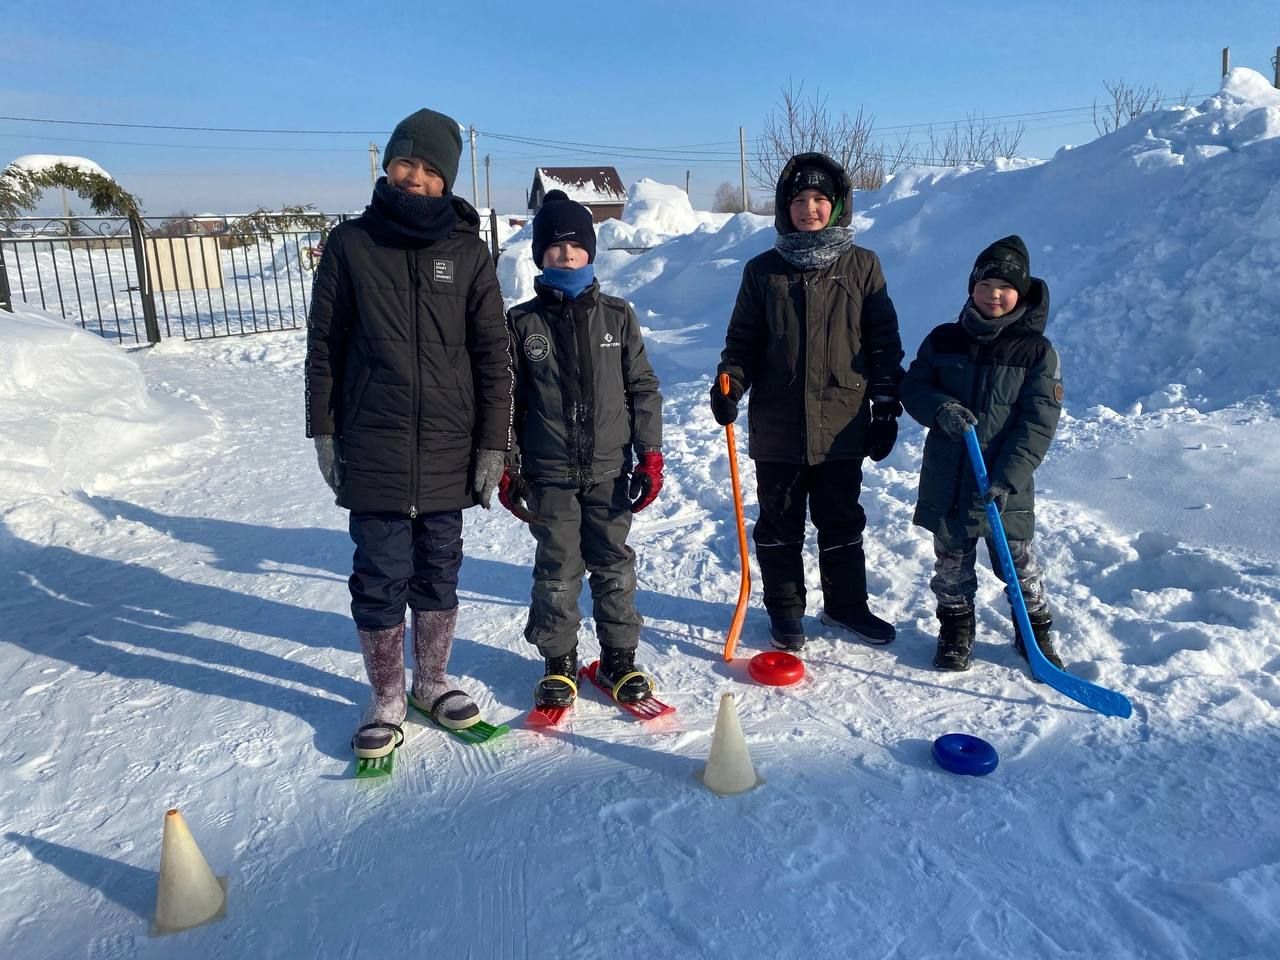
[535, 650, 578, 708]
[596, 645, 653, 704]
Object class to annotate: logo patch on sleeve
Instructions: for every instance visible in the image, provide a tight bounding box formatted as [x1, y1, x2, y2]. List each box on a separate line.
[1053, 383, 1064, 403]
[433, 259, 455, 283]
[524, 334, 550, 361]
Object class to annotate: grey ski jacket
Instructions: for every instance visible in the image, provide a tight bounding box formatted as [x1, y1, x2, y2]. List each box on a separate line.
[507, 280, 662, 484]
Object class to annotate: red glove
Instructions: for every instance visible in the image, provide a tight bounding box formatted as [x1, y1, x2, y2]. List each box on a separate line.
[498, 467, 538, 523]
[628, 450, 664, 513]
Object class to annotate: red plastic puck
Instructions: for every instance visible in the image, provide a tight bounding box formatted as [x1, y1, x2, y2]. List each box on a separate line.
[748, 651, 805, 686]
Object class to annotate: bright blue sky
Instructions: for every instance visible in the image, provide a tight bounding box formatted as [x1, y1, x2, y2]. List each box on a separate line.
[3, 0, 1277, 215]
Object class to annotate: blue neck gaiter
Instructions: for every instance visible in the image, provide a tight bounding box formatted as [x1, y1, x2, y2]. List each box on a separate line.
[539, 263, 595, 300]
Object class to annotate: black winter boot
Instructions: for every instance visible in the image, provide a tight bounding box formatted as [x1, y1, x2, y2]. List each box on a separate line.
[535, 650, 578, 708]
[1014, 609, 1066, 675]
[597, 646, 653, 704]
[933, 605, 975, 671]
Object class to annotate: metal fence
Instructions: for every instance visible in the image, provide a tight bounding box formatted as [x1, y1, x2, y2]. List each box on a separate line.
[0, 208, 506, 346]
[0, 213, 343, 344]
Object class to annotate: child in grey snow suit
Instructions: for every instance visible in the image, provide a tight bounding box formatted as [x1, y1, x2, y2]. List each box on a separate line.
[501, 190, 664, 707]
[900, 235, 1065, 674]
[305, 108, 512, 761]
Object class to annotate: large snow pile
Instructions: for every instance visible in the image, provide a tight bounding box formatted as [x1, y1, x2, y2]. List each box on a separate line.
[0, 306, 213, 524]
[497, 179, 732, 306]
[593, 69, 1280, 415]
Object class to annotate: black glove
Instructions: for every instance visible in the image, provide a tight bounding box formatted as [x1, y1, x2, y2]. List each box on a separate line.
[709, 375, 744, 426]
[866, 398, 902, 462]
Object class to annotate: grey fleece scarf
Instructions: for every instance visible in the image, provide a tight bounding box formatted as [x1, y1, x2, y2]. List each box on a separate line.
[960, 300, 1026, 342]
[774, 227, 852, 270]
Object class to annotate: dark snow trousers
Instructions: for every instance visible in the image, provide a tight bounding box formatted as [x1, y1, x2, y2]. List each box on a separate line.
[348, 510, 463, 630]
[930, 530, 1047, 616]
[753, 459, 868, 620]
[524, 476, 642, 658]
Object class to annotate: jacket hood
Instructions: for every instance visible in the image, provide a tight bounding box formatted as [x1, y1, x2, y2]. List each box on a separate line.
[773, 152, 853, 235]
[449, 194, 481, 234]
[1007, 277, 1050, 336]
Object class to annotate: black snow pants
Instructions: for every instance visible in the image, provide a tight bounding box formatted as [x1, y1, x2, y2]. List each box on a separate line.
[348, 510, 463, 630]
[523, 475, 642, 657]
[753, 458, 868, 620]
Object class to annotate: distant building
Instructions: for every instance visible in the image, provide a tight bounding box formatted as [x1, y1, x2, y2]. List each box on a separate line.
[527, 167, 626, 223]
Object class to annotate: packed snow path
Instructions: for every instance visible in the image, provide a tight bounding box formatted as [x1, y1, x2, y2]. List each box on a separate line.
[1, 333, 1277, 959]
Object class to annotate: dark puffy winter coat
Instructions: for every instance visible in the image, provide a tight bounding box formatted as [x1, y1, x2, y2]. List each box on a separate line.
[900, 279, 1062, 541]
[507, 280, 662, 485]
[717, 153, 904, 464]
[305, 198, 512, 515]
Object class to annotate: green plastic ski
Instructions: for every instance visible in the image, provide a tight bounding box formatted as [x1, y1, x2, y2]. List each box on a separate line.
[407, 698, 510, 745]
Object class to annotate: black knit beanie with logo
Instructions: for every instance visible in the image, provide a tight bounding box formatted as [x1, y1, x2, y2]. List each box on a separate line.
[785, 164, 839, 204]
[531, 189, 598, 266]
[968, 235, 1031, 298]
[383, 108, 463, 193]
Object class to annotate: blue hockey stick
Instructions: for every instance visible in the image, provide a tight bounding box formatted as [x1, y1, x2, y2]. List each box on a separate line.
[963, 426, 1132, 719]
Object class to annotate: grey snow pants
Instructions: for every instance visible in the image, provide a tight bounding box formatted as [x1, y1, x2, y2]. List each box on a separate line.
[930, 530, 1047, 616]
[524, 475, 642, 657]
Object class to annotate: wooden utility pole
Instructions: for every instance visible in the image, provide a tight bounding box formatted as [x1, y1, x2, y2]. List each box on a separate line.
[1222, 46, 1230, 77]
[739, 126, 750, 213]
[469, 126, 480, 206]
[484, 154, 492, 210]
[368, 142, 380, 186]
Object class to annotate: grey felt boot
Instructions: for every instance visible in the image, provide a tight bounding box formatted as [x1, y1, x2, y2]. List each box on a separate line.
[352, 623, 407, 759]
[408, 608, 480, 731]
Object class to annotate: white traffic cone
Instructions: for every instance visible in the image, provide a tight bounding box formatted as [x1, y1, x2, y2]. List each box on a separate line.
[698, 692, 763, 796]
[152, 808, 228, 935]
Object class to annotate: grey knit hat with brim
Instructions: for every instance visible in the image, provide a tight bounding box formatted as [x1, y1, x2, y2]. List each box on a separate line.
[383, 108, 463, 192]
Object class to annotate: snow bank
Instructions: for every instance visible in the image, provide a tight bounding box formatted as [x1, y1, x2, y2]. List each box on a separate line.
[0, 306, 213, 505]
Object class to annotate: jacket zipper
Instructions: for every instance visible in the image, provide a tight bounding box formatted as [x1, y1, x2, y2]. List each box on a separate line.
[408, 250, 420, 518]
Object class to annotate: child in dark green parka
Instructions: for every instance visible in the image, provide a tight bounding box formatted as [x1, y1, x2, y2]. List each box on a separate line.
[900, 235, 1065, 674]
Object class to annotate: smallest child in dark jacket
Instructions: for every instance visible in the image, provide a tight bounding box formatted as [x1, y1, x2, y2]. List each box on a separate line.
[502, 190, 664, 709]
[901, 235, 1065, 675]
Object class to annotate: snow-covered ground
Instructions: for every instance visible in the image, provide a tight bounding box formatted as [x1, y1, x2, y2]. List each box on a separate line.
[2, 71, 1279, 959]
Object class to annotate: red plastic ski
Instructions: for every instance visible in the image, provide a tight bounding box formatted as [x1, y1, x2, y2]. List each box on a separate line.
[580, 661, 675, 720]
[526, 703, 572, 728]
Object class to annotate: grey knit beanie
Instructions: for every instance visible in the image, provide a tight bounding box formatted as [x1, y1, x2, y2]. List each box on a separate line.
[383, 108, 463, 192]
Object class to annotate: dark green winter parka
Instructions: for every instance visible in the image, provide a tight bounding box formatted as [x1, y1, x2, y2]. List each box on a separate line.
[901, 278, 1063, 541]
[717, 153, 904, 464]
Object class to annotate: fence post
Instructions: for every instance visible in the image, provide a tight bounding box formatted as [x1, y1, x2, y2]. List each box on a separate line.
[1222, 46, 1230, 77]
[0, 240, 12, 312]
[488, 207, 500, 264]
[128, 214, 161, 344]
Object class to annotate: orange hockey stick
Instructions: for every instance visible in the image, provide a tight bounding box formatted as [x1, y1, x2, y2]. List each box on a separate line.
[720, 373, 751, 661]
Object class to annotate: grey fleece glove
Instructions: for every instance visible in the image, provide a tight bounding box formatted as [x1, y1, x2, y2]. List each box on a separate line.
[314, 435, 343, 494]
[472, 448, 506, 509]
[935, 401, 978, 440]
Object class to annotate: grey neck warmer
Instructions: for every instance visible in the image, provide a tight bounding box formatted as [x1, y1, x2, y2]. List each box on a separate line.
[960, 300, 1026, 342]
[774, 227, 852, 271]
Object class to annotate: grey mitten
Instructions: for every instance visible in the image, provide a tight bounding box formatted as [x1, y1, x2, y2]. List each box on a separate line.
[935, 401, 978, 440]
[314, 435, 343, 494]
[982, 482, 1012, 513]
[472, 448, 505, 509]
